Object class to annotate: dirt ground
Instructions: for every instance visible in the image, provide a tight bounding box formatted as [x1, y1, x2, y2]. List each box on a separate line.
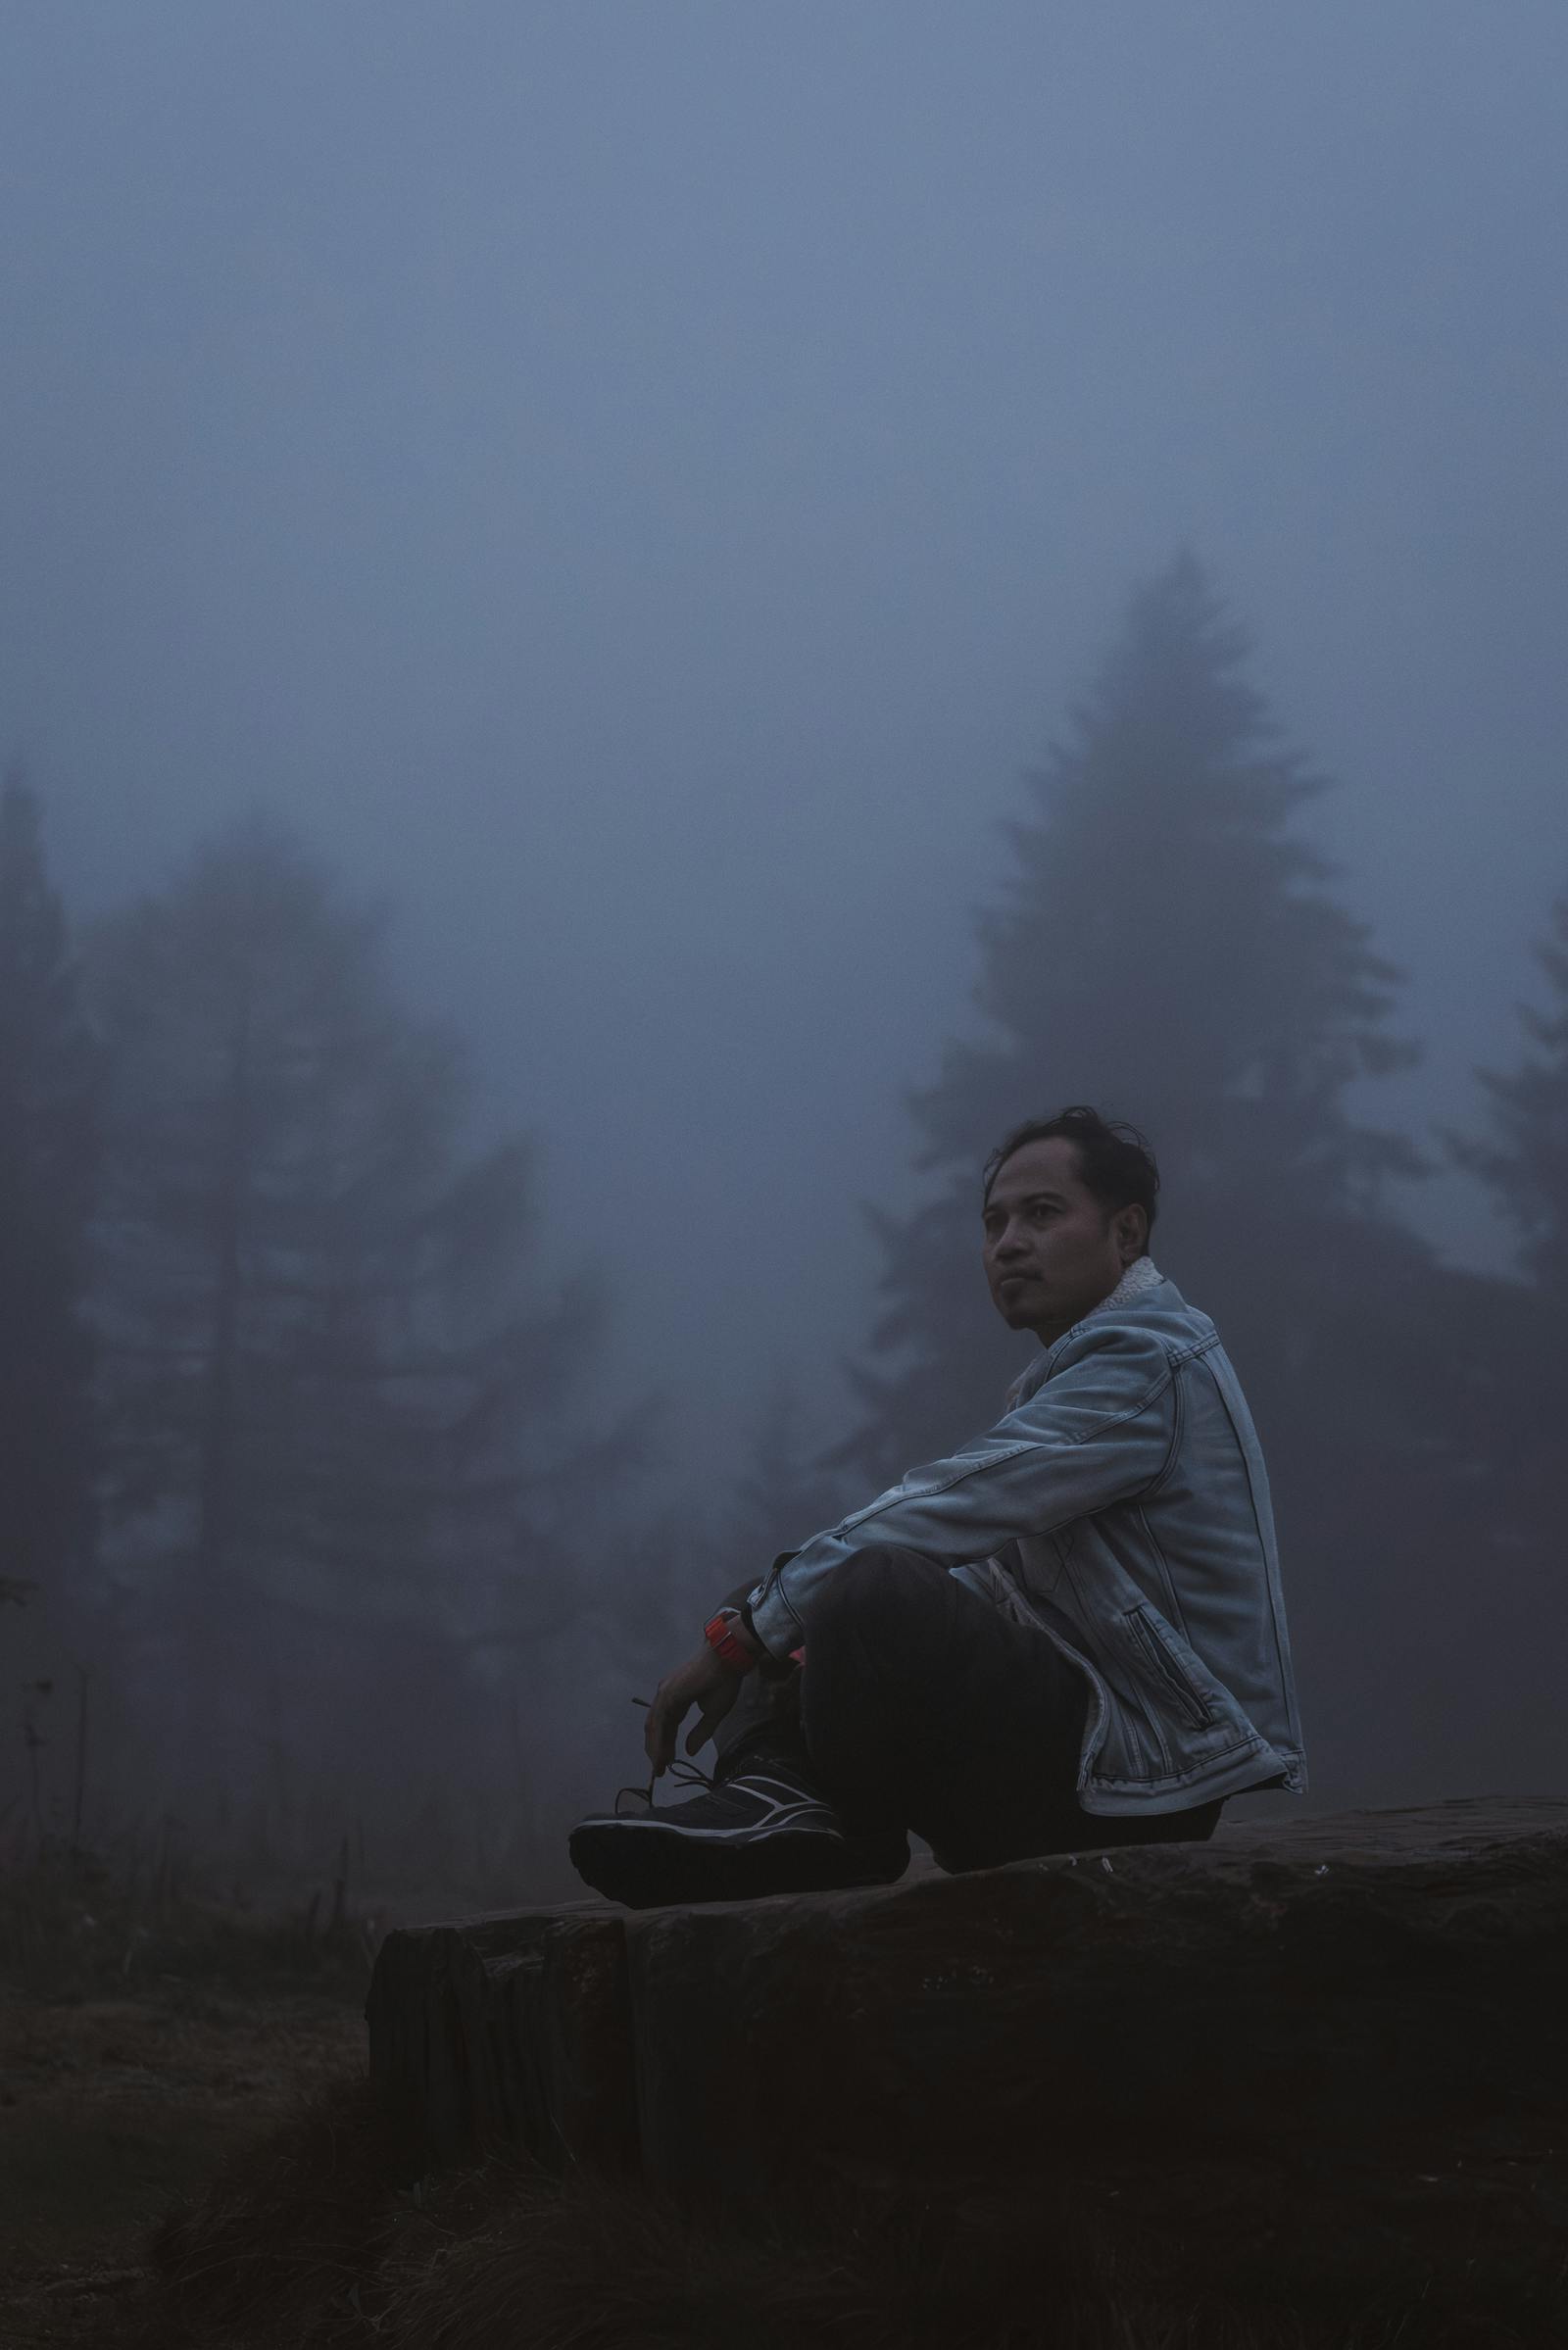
[0, 1980, 364, 2349]
[5, 1977, 1568, 2349]
[4, 1865, 1566, 2350]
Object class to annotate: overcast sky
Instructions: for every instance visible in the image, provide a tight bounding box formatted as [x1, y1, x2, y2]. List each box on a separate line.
[4, 2, 1565, 1471]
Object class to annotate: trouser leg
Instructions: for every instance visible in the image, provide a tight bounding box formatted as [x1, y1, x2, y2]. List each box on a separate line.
[797, 1544, 1222, 1869]
[710, 1667, 778, 1760]
[711, 1578, 805, 1763]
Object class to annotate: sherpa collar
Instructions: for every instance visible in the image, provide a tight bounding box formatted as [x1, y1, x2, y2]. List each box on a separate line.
[1004, 1256, 1165, 1412]
[1083, 1252, 1165, 1320]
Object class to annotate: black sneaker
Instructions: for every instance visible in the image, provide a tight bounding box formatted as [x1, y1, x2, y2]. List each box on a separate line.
[567, 1746, 908, 1909]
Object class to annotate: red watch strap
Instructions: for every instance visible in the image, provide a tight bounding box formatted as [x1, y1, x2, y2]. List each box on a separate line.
[704, 1609, 757, 1674]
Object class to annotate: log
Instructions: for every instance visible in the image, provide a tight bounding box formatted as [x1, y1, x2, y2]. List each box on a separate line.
[367, 1798, 1568, 2206]
[367, 1901, 632, 2172]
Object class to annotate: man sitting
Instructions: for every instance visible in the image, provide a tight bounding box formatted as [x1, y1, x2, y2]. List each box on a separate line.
[569, 1106, 1305, 1907]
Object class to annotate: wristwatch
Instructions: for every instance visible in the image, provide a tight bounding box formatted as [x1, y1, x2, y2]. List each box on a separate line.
[703, 1608, 756, 1675]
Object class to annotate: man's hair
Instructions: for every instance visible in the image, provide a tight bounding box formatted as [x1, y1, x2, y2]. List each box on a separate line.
[981, 1105, 1160, 1246]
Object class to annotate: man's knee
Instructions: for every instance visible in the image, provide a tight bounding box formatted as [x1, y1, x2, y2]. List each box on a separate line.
[807, 1545, 948, 1648]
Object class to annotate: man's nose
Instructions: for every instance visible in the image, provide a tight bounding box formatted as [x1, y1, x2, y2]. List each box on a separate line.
[994, 1220, 1028, 1258]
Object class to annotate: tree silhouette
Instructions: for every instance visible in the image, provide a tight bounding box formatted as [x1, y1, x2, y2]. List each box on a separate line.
[836, 556, 1502, 1803]
[1453, 881, 1568, 1295]
[1429, 878, 1568, 1793]
[89, 816, 620, 1794]
[0, 772, 100, 1600]
[841, 554, 1426, 1482]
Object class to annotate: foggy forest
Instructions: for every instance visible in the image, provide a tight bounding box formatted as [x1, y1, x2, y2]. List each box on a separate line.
[3, 6, 1566, 2346]
[6, 561, 1565, 1903]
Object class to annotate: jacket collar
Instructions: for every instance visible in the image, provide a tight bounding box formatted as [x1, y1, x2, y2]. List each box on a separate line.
[1005, 1257, 1166, 1412]
[1083, 1252, 1165, 1321]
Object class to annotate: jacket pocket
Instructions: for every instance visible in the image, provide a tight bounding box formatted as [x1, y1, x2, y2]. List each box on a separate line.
[1125, 1605, 1213, 1731]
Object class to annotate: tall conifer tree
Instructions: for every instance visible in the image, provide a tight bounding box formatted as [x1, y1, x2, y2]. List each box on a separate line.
[842, 554, 1426, 1478]
[1432, 880, 1568, 1790]
[90, 818, 616, 1790]
[1454, 882, 1568, 1295]
[839, 558, 1488, 1801]
[0, 774, 100, 1598]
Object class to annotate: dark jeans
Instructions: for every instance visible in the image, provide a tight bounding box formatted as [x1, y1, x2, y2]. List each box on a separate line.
[729, 1545, 1222, 1872]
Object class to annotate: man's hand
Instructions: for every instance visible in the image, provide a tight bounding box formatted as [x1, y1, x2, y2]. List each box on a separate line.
[644, 1618, 761, 1776]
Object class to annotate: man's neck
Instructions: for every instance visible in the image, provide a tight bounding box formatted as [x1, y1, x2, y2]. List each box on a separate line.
[1034, 1253, 1162, 1347]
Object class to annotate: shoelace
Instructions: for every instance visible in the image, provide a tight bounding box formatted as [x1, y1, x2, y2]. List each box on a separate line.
[613, 1754, 715, 1818]
[615, 1695, 719, 1816]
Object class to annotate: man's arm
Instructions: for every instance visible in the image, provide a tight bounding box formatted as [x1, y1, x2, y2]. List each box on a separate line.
[746, 1321, 1182, 1657]
[642, 1615, 762, 1775]
[639, 1566, 802, 1776]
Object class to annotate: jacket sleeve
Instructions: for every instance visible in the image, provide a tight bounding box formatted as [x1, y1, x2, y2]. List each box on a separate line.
[746, 1323, 1179, 1657]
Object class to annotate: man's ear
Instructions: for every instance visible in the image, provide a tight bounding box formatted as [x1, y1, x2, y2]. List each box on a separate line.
[1114, 1205, 1148, 1263]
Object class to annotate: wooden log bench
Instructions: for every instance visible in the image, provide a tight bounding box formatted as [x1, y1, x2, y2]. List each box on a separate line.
[367, 1798, 1568, 2210]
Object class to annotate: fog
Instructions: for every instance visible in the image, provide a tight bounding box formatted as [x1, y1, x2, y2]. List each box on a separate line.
[2, 4, 1565, 1875]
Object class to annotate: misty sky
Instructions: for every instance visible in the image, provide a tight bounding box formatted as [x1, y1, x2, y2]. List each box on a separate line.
[4, 3, 1566, 1475]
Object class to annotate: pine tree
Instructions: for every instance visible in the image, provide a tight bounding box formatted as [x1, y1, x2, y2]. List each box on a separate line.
[842, 553, 1427, 1483]
[837, 557, 1500, 1803]
[1453, 882, 1568, 1295]
[89, 817, 616, 1782]
[1432, 879, 1568, 1790]
[0, 773, 100, 1598]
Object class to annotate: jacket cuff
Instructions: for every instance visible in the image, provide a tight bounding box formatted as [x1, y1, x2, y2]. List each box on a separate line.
[744, 1570, 805, 1663]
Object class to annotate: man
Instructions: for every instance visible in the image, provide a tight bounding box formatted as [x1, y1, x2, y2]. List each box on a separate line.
[569, 1106, 1304, 1907]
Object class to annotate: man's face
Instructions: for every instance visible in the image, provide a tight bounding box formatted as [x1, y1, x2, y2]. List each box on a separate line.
[981, 1138, 1146, 1345]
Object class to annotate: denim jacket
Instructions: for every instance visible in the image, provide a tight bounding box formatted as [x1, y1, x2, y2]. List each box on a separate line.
[748, 1265, 1305, 1816]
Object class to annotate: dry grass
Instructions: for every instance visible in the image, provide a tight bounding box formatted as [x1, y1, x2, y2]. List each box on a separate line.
[0, 1849, 371, 2350]
[0, 1840, 379, 2006]
[4, 1852, 1565, 2349]
[137, 2087, 1265, 2350]
[127, 2077, 1568, 2350]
